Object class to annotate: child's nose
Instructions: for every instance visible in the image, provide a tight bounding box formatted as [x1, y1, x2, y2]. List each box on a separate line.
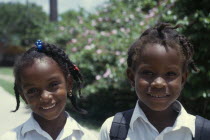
[151, 76, 166, 88]
[40, 90, 52, 102]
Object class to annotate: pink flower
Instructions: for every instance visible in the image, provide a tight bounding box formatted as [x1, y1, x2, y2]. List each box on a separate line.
[103, 69, 111, 78]
[119, 58, 126, 64]
[88, 38, 93, 44]
[96, 75, 101, 80]
[120, 28, 125, 32]
[96, 49, 102, 54]
[116, 19, 121, 23]
[111, 29, 118, 35]
[71, 38, 77, 43]
[84, 45, 91, 50]
[125, 17, 129, 22]
[71, 47, 77, 52]
[84, 44, 95, 50]
[115, 51, 121, 55]
[98, 17, 103, 22]
[136, 7, 141, 12]
[129, 14, 135, 19]
[139, 21, 145, 26]
[100, 31, 108, 36]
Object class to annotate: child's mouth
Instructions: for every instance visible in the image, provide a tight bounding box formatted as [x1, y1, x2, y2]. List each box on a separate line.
[147, 93, 170, 98]
[42, 104, 56, 110]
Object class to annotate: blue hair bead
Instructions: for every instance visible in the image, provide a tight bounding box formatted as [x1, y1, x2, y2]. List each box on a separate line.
[35, 40, 43, 51]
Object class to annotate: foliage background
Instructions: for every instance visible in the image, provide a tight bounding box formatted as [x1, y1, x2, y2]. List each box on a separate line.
[0, 0, 209, 129]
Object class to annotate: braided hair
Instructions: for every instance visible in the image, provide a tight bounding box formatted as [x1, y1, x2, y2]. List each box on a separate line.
[127, 23, 199, 72]
[13, 42, 86, 114]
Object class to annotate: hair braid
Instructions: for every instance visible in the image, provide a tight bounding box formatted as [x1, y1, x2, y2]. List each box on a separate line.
[12, 83, 20, 112]
[178, 35, 199, 72]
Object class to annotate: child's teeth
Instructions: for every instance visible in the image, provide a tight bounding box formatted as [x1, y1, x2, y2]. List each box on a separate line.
[148, 94, 168, 98]
[42, 104, 55, 109]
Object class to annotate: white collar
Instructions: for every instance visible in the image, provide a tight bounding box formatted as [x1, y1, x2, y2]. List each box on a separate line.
[21, 111, 84, 139]
[130, 100, 195, 137]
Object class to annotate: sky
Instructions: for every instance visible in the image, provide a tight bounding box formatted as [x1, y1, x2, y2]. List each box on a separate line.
[0, 0, 108, 14]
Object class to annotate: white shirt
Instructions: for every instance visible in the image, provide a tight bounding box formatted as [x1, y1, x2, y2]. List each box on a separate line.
[0, 112, 97, 140]
[99, 101, 195, 140]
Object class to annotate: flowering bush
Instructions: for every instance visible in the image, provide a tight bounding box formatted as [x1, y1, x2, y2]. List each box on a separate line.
[45, 0, 176, 124]
[53, 0, 210, 125]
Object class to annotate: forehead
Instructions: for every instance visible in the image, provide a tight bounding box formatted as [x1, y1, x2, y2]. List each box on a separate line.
[135, 43, 182, 68]
[20, 57, 64, 83]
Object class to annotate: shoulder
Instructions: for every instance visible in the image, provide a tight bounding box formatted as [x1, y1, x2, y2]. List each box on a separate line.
[0, 125, 23, 140]
[195, 115, 210, 129]
[99, 116, 114, 140]
[194, 115, 210, 138]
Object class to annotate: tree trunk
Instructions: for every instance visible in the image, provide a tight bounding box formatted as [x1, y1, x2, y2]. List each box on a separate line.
[49, 0, 57, 22]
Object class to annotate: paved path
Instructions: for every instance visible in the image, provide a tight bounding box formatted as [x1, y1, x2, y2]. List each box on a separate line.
[0, 86, 31, 136]
[0, 74, 14, 82]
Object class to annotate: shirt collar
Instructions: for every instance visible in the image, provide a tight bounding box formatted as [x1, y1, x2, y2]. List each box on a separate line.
[130, 100, 195, 137]
[21, 114, 38, 136]
[172, 101, 195, 137]
[59, 112, 84, 139]
[21, 112, 84, 139]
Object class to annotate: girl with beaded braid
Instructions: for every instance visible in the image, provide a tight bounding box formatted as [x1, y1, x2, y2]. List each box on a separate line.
[99, 23, 210, 140]
[0, 41, 96, 140]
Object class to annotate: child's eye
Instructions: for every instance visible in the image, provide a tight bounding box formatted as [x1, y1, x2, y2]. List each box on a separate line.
[165, 72, 177, 77]
[27, 88, 40, 95]
[141, 70, 154, 76]
[49, 81, 60, 89]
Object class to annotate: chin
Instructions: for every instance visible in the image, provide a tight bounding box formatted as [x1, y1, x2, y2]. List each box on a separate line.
[148, 105, 170, 112]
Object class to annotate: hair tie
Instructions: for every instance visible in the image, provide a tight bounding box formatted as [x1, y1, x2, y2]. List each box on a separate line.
[35, 40, 43, 51]
[73, 64, 79, 71]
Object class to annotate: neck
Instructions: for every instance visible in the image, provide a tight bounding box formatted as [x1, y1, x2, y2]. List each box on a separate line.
[138, 101, 178, 133]
[33, 111, 67, 140]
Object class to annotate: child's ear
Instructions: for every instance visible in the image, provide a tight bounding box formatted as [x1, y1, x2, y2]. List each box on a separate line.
[181, 71, 188, 88]
[126, 68, 135, 87]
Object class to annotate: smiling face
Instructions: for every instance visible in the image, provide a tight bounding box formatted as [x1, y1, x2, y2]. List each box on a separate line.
[20, 56, 72, 120]
[127, 43, 187, 111]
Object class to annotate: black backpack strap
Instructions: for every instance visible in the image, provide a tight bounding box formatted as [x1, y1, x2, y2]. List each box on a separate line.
[194, 115, 210, 140]
[109, 109, 134, 140]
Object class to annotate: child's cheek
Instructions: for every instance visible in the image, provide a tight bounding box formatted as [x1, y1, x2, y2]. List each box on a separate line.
[168, 79, 182, 94]
[135, 79, 149, 93]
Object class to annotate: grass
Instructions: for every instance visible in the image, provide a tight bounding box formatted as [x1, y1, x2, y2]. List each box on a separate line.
[0, 78, 14, 95]
[0, 67, 14, 95]
[0, 67, 13, 75]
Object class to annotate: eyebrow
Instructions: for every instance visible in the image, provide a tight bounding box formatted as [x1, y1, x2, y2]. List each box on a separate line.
[138, 64, 152, 69]
[22, 75, 62, 88]
[167, 65, 180, 69]
[47, 75, 61, 82]
[22, 83, 34, 89]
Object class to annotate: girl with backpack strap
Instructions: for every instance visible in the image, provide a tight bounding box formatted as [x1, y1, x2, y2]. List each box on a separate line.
[99, 23, 210, 140]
